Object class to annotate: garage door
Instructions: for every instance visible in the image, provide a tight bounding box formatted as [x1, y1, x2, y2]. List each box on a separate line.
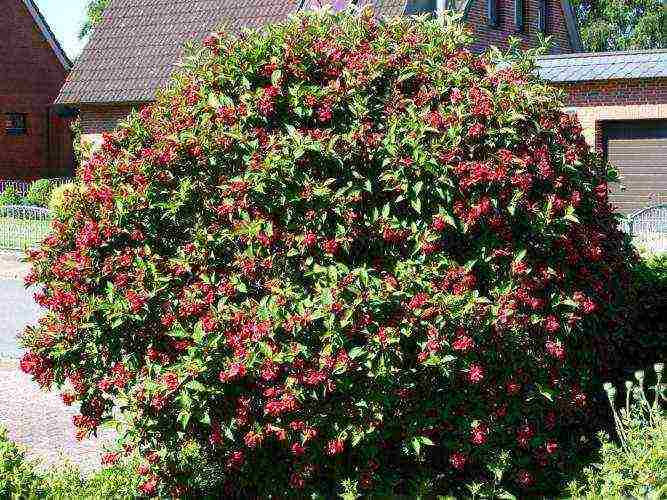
[603, 120, 667, 214]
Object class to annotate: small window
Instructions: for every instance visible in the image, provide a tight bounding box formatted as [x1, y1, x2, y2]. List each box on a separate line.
[5, 113, 27, 135]
[487, 0, 499, 26]
[514, 0, 525, 32]
[537, 0, 547, 33]
[406, 0, 437, 14]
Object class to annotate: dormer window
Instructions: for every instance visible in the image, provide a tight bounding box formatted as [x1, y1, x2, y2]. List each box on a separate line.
[537, 0, 547, 33]
[406, 0, 437, 14]
[514, 0, 525, 32]
[487, 0, 499, 26]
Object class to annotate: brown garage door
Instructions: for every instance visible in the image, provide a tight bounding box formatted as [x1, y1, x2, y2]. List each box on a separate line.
[603, 120, 667, 214]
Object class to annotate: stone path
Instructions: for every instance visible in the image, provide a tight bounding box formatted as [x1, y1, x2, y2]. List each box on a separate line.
[0, 251, 30, 280]
[0, 252, 114, 473]
[0, 361, 115, 473]
[0, 277, 41, 359]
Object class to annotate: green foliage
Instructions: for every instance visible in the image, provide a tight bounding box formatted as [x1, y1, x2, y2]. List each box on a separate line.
[611, 253, 667, 376]
[0, 428, 43, 498]
[572, 0, 666, 52]
[0, 427, 141, 499]
[79, 0, 110, 40]
[23, 8, 637, 497]
[26, 180, 55, 208]
[567, 364, 667, 498]
[0, 186, 23, 207]
[635, 251, 667, 289]
[48, 183, 77, 215]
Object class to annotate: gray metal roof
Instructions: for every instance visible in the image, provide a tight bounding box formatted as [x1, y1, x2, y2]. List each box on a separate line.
[538, 49, 667, 83]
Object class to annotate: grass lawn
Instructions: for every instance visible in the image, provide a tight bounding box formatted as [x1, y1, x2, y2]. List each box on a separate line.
[0, 217, 51, 251]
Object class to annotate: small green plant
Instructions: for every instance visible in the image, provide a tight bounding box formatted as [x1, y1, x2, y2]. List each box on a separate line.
[0, 186, 23, 207]
[26, 179, 54, 207]
[0, 427, 141, 499]
[568, 363, 667, 499]
[48, 182, 76, 214]
[0, 428, 43, 498]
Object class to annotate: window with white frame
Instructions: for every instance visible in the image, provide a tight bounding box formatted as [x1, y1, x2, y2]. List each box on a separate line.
[5, 113, 27, 135]
[406, 0, 451, 15]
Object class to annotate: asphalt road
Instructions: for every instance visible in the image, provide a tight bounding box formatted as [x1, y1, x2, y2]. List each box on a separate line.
[0, 279, 41, 358]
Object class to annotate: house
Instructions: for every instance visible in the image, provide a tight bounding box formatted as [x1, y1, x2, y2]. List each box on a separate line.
[55, 0, 665, 213]
[1, 0, 74, 180]
[54, 0, 582, 146]
[539, 50, 667, 213]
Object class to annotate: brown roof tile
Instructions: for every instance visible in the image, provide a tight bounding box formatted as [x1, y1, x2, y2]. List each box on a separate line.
[56, 0, 410, 105]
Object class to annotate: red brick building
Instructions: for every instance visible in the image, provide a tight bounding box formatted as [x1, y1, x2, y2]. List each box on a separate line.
[54, 0, 665, 212]
[0, 0, 74, 180]
[539, 51, 667, 213]
[54, 0, 582, 145]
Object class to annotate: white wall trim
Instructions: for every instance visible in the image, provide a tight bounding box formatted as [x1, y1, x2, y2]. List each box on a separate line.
[21, 0, 72, 70]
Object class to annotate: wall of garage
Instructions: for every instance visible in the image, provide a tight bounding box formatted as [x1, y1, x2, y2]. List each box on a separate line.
[554, 78, 667, 213]
[558, 78, 667, 148]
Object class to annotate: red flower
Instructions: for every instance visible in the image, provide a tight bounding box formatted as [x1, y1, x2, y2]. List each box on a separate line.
[291, 442, 305, 455]
[470, 423, 488, 445]
[101, 452, 120, 466]
[219, 362, 246, 382]
[326, 438, 344, 456]
[163, 372, 179, 391]
[467, 363, 485, 384]
[544, 315, 560, 333]
[303, 232, 317, 249]
[452, 334, 474, 352]
[450, 451, 467, 470]
[322, 239, 339, 255]
[138, 476, 159, 496]
[517, 470, 534, 487]
[546, 440, 559, 454]
[467, 122, 486, 139]
[408, 293, 429, 310]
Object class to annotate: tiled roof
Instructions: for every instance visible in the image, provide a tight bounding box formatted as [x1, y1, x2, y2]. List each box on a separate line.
[55, 0, 409, 105]
[538, 49, 667, 83]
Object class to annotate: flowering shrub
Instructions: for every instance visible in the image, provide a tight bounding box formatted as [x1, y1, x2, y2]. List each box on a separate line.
[21, 8, 637, 496]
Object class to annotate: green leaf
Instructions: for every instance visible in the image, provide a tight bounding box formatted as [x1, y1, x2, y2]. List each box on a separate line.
[207, 93, 220, 109]
[177, 410, 191, 430]
[349, 347, 366, 360]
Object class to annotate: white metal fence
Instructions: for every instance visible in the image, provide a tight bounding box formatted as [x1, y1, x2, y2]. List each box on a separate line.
[0, 177, 72, 197]
[0, 205, 52, 251]
[623, 205, 667, 253]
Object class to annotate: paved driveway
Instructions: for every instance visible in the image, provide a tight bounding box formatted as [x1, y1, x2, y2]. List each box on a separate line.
[0, 262, 114, 472]
[0, 278, 41, 358]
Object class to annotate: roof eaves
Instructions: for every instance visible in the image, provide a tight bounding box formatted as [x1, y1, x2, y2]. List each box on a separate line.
[21, 0, 72, 70]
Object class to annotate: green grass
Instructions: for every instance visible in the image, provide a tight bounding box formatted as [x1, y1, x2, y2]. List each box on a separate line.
[0, 217, 51, 251]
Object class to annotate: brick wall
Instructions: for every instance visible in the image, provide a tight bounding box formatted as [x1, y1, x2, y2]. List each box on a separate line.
[0, 0, 73, 180]
[555, 78, 667, 149]
[78, 104, 138, 148]
[467, 0, 575, 54]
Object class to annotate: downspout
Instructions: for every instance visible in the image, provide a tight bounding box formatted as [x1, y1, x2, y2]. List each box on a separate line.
[46, 106, 52, 177]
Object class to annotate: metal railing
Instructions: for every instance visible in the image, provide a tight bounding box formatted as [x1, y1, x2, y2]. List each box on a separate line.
[0, 205, 52, 251]
[0, 177, 73, 197]
[624, 204, 667, 253]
